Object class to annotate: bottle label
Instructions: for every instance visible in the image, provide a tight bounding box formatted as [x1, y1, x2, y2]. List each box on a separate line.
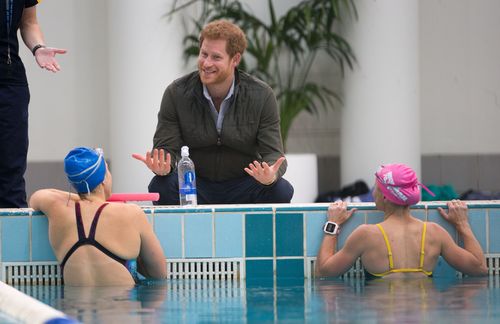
[180, 188, 197, 195]
[184, 171, 195, 185]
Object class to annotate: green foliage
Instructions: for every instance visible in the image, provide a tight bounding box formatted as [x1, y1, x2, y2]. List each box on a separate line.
[167, 0, 357, 147]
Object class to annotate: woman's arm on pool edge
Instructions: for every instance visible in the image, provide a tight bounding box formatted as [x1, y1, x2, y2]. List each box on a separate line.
[437, 201, 488, 276]
[315, 225, 367, 277]
[133, 206, 168, 279]
[29, 189, 80, 213]
[315, 202, 361, 277]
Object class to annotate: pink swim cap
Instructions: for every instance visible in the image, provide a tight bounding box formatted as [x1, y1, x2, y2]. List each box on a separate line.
[375, 164, 434, 206]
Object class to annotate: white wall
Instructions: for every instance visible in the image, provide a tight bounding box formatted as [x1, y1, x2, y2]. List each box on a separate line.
[420, 0, 500, 154]
[24, 0, 109, 161]
[22, 0, 500, 191]
[287, 0, 500, 156]
[108, 0, 186, 192]
[340, 0, 421, 186]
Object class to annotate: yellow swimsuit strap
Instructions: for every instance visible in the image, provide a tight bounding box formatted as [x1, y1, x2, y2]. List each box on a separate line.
[418, 222, 432, 275]
[419, 222, 427, 268]
[373, 222, 432, 277]
[376, 223, 394, 269]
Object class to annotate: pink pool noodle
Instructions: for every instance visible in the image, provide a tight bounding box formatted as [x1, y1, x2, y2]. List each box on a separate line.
[107, 193, 160, 202]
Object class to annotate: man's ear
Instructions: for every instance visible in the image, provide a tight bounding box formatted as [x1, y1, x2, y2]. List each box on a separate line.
[232, 53, 241, 66]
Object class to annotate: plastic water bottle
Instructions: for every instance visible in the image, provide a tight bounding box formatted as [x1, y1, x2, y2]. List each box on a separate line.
[178, 146, 197, 206]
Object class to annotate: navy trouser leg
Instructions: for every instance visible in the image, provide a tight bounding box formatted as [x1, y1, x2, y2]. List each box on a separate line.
[197, 176, 294, 204]
[149, 172, 294, 205]
[0, 85, 29, 208]
[148, 171, 215, 205]
[253, 177, 294, 203]
[148, 172, 180, 205]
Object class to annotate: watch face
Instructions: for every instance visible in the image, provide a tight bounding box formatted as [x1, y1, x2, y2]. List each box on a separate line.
[324, 221, 338, 234]
[325, 222, 337, 233]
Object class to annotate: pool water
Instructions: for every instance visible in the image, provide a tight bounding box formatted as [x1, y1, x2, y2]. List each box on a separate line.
[11, 276, 500, 323]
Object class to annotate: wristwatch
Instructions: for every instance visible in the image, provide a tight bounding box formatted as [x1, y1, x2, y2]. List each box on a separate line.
[323, 221, 340, 235]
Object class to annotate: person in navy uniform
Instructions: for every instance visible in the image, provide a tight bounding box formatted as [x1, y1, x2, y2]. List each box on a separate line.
[1, 0, 66, 207]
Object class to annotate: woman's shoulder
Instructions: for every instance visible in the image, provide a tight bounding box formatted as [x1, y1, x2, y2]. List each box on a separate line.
[345, 224, 384, 251]
[350, 223, 380, 236]
[105, 202, 144, 215]
[420, 221, 451, 245]
[423, 220, 446, 232]
[103, 203, 148, 225]
[425, 220, 452, 235]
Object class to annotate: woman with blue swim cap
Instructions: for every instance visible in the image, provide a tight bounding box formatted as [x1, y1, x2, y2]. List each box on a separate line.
[29, 147, 167, 286]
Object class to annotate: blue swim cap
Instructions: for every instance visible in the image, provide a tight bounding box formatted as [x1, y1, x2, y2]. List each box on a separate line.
[64, 147, 106, 194]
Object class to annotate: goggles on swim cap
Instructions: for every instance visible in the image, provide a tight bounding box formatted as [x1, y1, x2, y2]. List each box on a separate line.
[375, 164, 435, 206]
[64, 147, 106, 194]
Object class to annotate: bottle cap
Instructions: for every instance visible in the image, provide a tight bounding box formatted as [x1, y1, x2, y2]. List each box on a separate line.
[181, 146, 189, 157]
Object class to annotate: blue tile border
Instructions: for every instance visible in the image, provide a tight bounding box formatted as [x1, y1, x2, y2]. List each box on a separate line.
[276, 259, 304, 278]
[31, 216, 57, 261]
[276, 213, 303, 257]
[275, 205, 370, 212]
[0, 209, 31, 217]
[215, 213, 243, 257]
[246, 259, 273, 279]
[409, 204, 426, 210]
[489, 209, 500, 253]
[149, 207, 213, 214]
[7, 201, 500, 218]
[3, 201, 500, 279]
[184, 213, 213, 258]
[467, 209, 487, 252]
[245, 213, 273, 258]
[154, 214, 183, 258]
[215, 207, 273, 212]
[276, 206, 327, 212]
[306, 212, 326, 257]
[1, 217, 30, 262]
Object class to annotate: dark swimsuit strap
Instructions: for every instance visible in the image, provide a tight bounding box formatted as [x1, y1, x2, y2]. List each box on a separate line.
[60, 202, 127, 274]
[75, 202, 86, 240]
[60, 202, 87, 272]
[88, 203, 108, 240]
[86, 203, 129, 267]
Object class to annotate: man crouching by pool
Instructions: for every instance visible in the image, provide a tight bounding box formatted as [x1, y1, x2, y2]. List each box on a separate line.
[29, 147, 167, 286]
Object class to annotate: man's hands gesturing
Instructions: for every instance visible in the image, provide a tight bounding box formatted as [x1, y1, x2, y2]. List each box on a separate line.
[244, 156, 285, 185]
[132, 148, 172, 176]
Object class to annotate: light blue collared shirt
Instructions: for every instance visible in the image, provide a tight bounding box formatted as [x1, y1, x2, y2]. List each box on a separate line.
[202, 78, 235, 135]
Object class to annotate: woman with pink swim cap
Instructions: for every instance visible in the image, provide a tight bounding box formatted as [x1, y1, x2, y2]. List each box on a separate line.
[316, 163, 487, 278]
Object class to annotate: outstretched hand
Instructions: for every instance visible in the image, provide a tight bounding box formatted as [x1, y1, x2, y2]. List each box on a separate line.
[327, 201, 356, 226]
[35, 47, 67, 72]
[438, 199, 470, 230]
[132, 149, 172, 176]
[244, 156, 285, 185]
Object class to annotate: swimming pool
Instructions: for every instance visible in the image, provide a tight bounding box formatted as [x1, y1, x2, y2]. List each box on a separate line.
[8, 276, 500, 323]
[1, 201, 500, 322]
[2, 201, 500, 284]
